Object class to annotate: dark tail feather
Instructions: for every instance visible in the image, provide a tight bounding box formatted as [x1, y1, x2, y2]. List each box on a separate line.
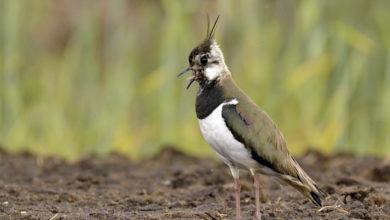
[310, 191, 322, 206]
[279, 158, 326, 207]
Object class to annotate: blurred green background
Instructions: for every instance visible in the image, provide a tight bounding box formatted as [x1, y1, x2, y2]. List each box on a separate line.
[0, 0, 389, 160]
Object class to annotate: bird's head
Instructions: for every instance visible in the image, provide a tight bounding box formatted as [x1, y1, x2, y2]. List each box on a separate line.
[178, 16, 229, 89]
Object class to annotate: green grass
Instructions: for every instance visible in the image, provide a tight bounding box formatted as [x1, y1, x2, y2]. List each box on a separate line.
[1, 0, 389, 160]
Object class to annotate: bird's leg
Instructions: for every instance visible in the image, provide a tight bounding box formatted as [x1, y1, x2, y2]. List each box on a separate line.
[234, 178, 242, 220]
[228, 165, 241, 220]
[253, 174, 262, 220]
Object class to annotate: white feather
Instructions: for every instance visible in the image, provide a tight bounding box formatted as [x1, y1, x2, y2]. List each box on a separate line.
[198, 99, 256, 169]
[203, 43, 228, 81]
[204, 65, 224, 81]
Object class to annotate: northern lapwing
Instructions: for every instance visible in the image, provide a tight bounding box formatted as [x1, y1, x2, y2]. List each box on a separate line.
[178, 17, 325, 220]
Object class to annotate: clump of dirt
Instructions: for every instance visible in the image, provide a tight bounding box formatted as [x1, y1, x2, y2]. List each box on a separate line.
[368, 164, 390, 182]
[0, 148, 389, 219]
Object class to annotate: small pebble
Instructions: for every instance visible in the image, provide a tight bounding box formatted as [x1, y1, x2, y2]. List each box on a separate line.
[163, 180, 171, 186]
[2, 201, 9, 206]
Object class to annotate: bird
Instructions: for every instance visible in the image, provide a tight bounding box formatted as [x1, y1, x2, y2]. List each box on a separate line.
[178, 16, 325, 220]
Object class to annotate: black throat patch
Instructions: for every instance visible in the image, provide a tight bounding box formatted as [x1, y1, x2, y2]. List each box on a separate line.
[195, 81, 225, 119]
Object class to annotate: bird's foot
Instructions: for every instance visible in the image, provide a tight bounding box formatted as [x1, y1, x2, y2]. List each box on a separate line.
[235, 215, 242, 220]
[255, 211, 261, 220]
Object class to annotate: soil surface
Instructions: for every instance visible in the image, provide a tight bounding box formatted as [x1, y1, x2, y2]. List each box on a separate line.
[0, 148, 389, 220]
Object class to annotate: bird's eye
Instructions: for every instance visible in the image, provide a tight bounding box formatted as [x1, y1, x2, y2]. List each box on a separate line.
[200, 55, 208, 66]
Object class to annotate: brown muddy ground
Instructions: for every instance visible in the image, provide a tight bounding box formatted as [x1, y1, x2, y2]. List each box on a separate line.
[0, 148, 389, 220]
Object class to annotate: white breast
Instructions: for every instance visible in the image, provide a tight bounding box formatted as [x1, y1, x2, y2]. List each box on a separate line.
[198, 99, 255, 168]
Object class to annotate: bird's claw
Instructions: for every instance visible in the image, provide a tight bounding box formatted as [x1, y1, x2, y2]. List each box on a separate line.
[256, 212, 262, 220]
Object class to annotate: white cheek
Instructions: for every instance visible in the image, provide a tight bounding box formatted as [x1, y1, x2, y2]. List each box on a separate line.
[204, 65, 222, 80]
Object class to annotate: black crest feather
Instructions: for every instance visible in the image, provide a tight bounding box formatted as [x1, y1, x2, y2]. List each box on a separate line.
[206, 15, 220, 40]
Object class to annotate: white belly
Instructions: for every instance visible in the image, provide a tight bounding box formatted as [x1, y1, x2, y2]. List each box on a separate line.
[198, 99, 255, 168]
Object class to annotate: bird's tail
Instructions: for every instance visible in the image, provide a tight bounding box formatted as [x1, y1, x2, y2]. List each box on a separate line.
[278, 158, 326, 206]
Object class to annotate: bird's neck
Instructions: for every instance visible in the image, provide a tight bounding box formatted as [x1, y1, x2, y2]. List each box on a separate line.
[195, 79, 224, 119]
[195, 74, 239, 119]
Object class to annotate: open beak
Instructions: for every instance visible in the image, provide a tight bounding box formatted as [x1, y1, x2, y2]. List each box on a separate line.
[177, 67, 195, 89]
[186, 76, 196, 89]
[177, 67, 191, 77]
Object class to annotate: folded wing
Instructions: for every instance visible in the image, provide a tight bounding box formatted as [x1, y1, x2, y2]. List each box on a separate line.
[221, 101, 325, 206]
